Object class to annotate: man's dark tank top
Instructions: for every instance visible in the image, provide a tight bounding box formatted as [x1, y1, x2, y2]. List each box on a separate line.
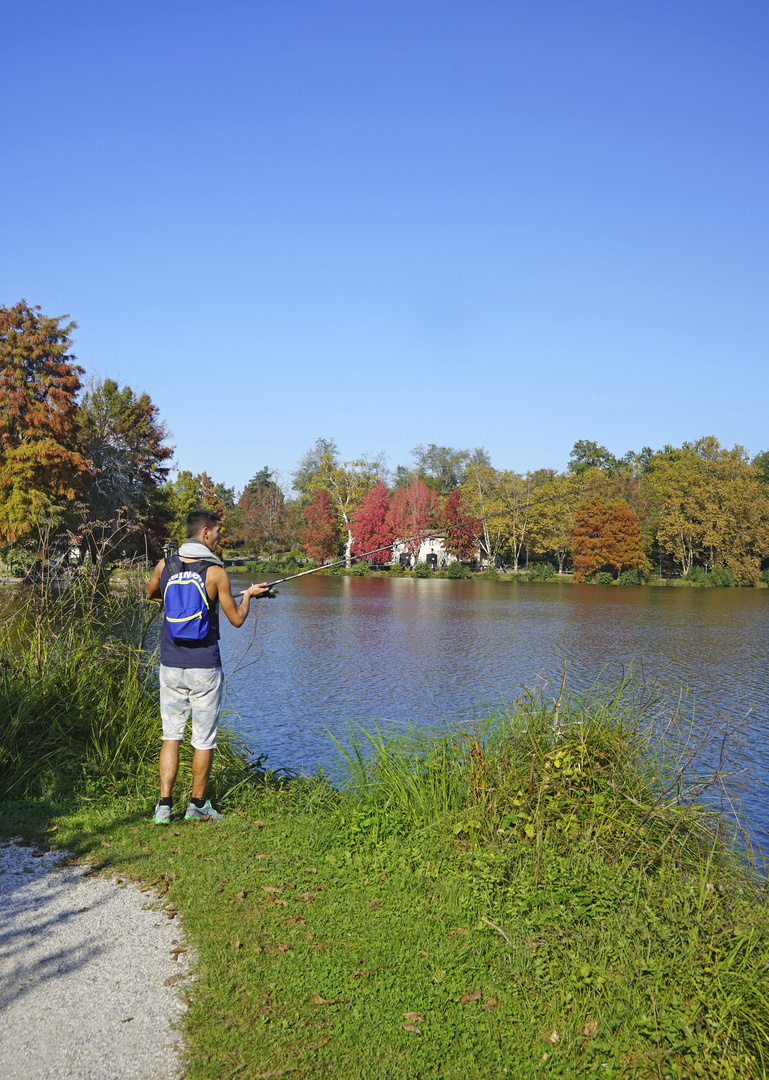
[159, 558, 222, 669]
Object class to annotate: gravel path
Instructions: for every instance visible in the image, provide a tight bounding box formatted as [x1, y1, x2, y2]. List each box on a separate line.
[0, 838, 192, 1080]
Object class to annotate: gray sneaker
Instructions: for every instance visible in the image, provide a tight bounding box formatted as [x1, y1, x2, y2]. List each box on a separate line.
[185, 800, 224, 821]
[153, 803, 172, 825]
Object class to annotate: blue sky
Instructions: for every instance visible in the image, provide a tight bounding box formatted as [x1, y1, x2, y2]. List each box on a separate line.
[2, 1, 767, 493]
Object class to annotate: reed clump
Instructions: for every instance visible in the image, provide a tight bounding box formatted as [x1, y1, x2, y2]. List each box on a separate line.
[0, 575, 249, 802]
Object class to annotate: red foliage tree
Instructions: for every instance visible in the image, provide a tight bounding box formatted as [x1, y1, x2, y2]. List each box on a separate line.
[301, 488, 341, 561]
[387, 479, 441, 557]
[440, 488, 478, 561]
[571, 496, 645, 581]
[350, 482, 394, 562]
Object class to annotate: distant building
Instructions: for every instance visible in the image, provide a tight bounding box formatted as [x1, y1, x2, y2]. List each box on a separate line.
[391, 534, 459, 569]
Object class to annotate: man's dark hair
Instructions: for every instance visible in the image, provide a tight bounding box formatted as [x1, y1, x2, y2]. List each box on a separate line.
[185, 508, 221, 538]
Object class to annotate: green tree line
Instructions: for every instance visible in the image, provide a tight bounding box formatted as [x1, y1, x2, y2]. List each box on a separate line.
[3, 301, 768, 583]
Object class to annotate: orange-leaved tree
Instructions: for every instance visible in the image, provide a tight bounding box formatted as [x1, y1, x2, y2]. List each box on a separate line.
[571, 496, 645, 581]
[301, 488, 341, 561]
[0, 300, 91, 542]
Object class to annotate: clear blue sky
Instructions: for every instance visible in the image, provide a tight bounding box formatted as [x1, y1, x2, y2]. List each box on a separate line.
[2, 1, 767, 493]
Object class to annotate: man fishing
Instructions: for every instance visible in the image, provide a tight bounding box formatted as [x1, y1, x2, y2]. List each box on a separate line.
[146, 508, 271, 823]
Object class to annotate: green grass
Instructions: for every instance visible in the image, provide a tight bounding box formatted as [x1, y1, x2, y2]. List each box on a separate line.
[1, 585, 768, 1078]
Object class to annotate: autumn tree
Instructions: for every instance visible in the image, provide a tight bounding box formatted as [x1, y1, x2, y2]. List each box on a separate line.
[387, 479, 441, 560]
[301, 488, 341, 561]
[440, 488, 479, 562]
[571, 496, 645, 581]
[526, 471, 579, 573]
[236, 468, 287, 555]
[644, 438, 769, 583]
[351, 481, 394, 562]
[197, 472, 228, 553]
[0, 301, 91, 542]
[460, 463, 532, 570]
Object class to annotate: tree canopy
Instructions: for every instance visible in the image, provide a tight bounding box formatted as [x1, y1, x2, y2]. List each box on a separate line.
[0, 301, 91, 542]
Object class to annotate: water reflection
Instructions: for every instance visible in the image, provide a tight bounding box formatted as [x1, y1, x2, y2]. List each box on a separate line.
[220, 576, 769, 841]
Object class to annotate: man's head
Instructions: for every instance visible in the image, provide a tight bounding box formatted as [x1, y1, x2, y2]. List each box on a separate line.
[185, 508, 221, 546]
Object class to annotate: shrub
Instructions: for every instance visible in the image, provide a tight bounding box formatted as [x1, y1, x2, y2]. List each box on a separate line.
[763, 567, 769, 587]
[483, 567, 499, 580]
[447, 561, 468, 579]
[618, 568, 641, 585]
[685, 566, 707, 586]
[349, 560, 370, 576]
[709, 566, 736, 587]
[529, 561, 555, 581]
[596, 571, 614, 585]
[414, 561, 431, 578]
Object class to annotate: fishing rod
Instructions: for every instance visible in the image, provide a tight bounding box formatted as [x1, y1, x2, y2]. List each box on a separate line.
[236, 516, 485, 596]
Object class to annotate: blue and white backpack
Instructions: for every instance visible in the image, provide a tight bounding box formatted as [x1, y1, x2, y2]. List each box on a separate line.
[163, 558, 211, 642]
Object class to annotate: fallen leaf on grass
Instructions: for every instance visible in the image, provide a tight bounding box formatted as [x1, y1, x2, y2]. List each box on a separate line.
[232, 939, 242, 950]
[267, 898, 288, 906]
[297, 892, 317, 905]
[237, 890, 247, 900]
[303, 867, 318, 874]
[164, 974, 184, 987]
[369, 899, 380, 911]
[275, 944, 289, 952]
[262, 886, 282, 894]
[170, 947, 187, 959]
[309, 993, 349, 1005]
[313, 942, 330, 950]
[402, 1024, 422, 1035]
[250, 820, 265, 828]
[254, 867, 268, 873]
[484, 997, 499, 1012]
[460, 990, 482, 1005]
[583, 1018, 599, 1038]
[83, 860, 109, 877]
[351, 969, 370, 979]
[100, 840, 111, 848]
[308, 1037, 331, 1050]
[254, 945, 263, 954]
[46, 825, 59, 833]
[449, 928, 468, 937]
[253, 852, 273, 859]
[378, 873, 386, 883]
[283, 916, 305, 927]
[403, 1012, 424, 1022]
[542, 1030, 560, 1045]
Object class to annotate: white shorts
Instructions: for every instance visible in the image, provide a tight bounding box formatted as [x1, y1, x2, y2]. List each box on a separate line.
[159, 666, 224, 751]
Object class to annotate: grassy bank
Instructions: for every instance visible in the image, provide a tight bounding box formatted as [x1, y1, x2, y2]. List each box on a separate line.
[1, 586, 768, 1078]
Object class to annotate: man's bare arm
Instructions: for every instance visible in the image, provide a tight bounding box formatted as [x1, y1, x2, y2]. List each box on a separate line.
[209, 567, 271, 627]
[147, 560, 164, 602]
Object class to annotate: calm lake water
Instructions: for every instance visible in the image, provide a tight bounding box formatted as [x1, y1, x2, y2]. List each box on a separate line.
[221, 575, 769, 845]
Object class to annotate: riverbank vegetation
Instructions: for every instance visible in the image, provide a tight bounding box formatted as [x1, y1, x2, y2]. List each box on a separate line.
[1, 585, 768, 1078]
[3, 301, 769, 589]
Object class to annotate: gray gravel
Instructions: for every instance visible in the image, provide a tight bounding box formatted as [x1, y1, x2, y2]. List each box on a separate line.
[0, 837, 192, 1080]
